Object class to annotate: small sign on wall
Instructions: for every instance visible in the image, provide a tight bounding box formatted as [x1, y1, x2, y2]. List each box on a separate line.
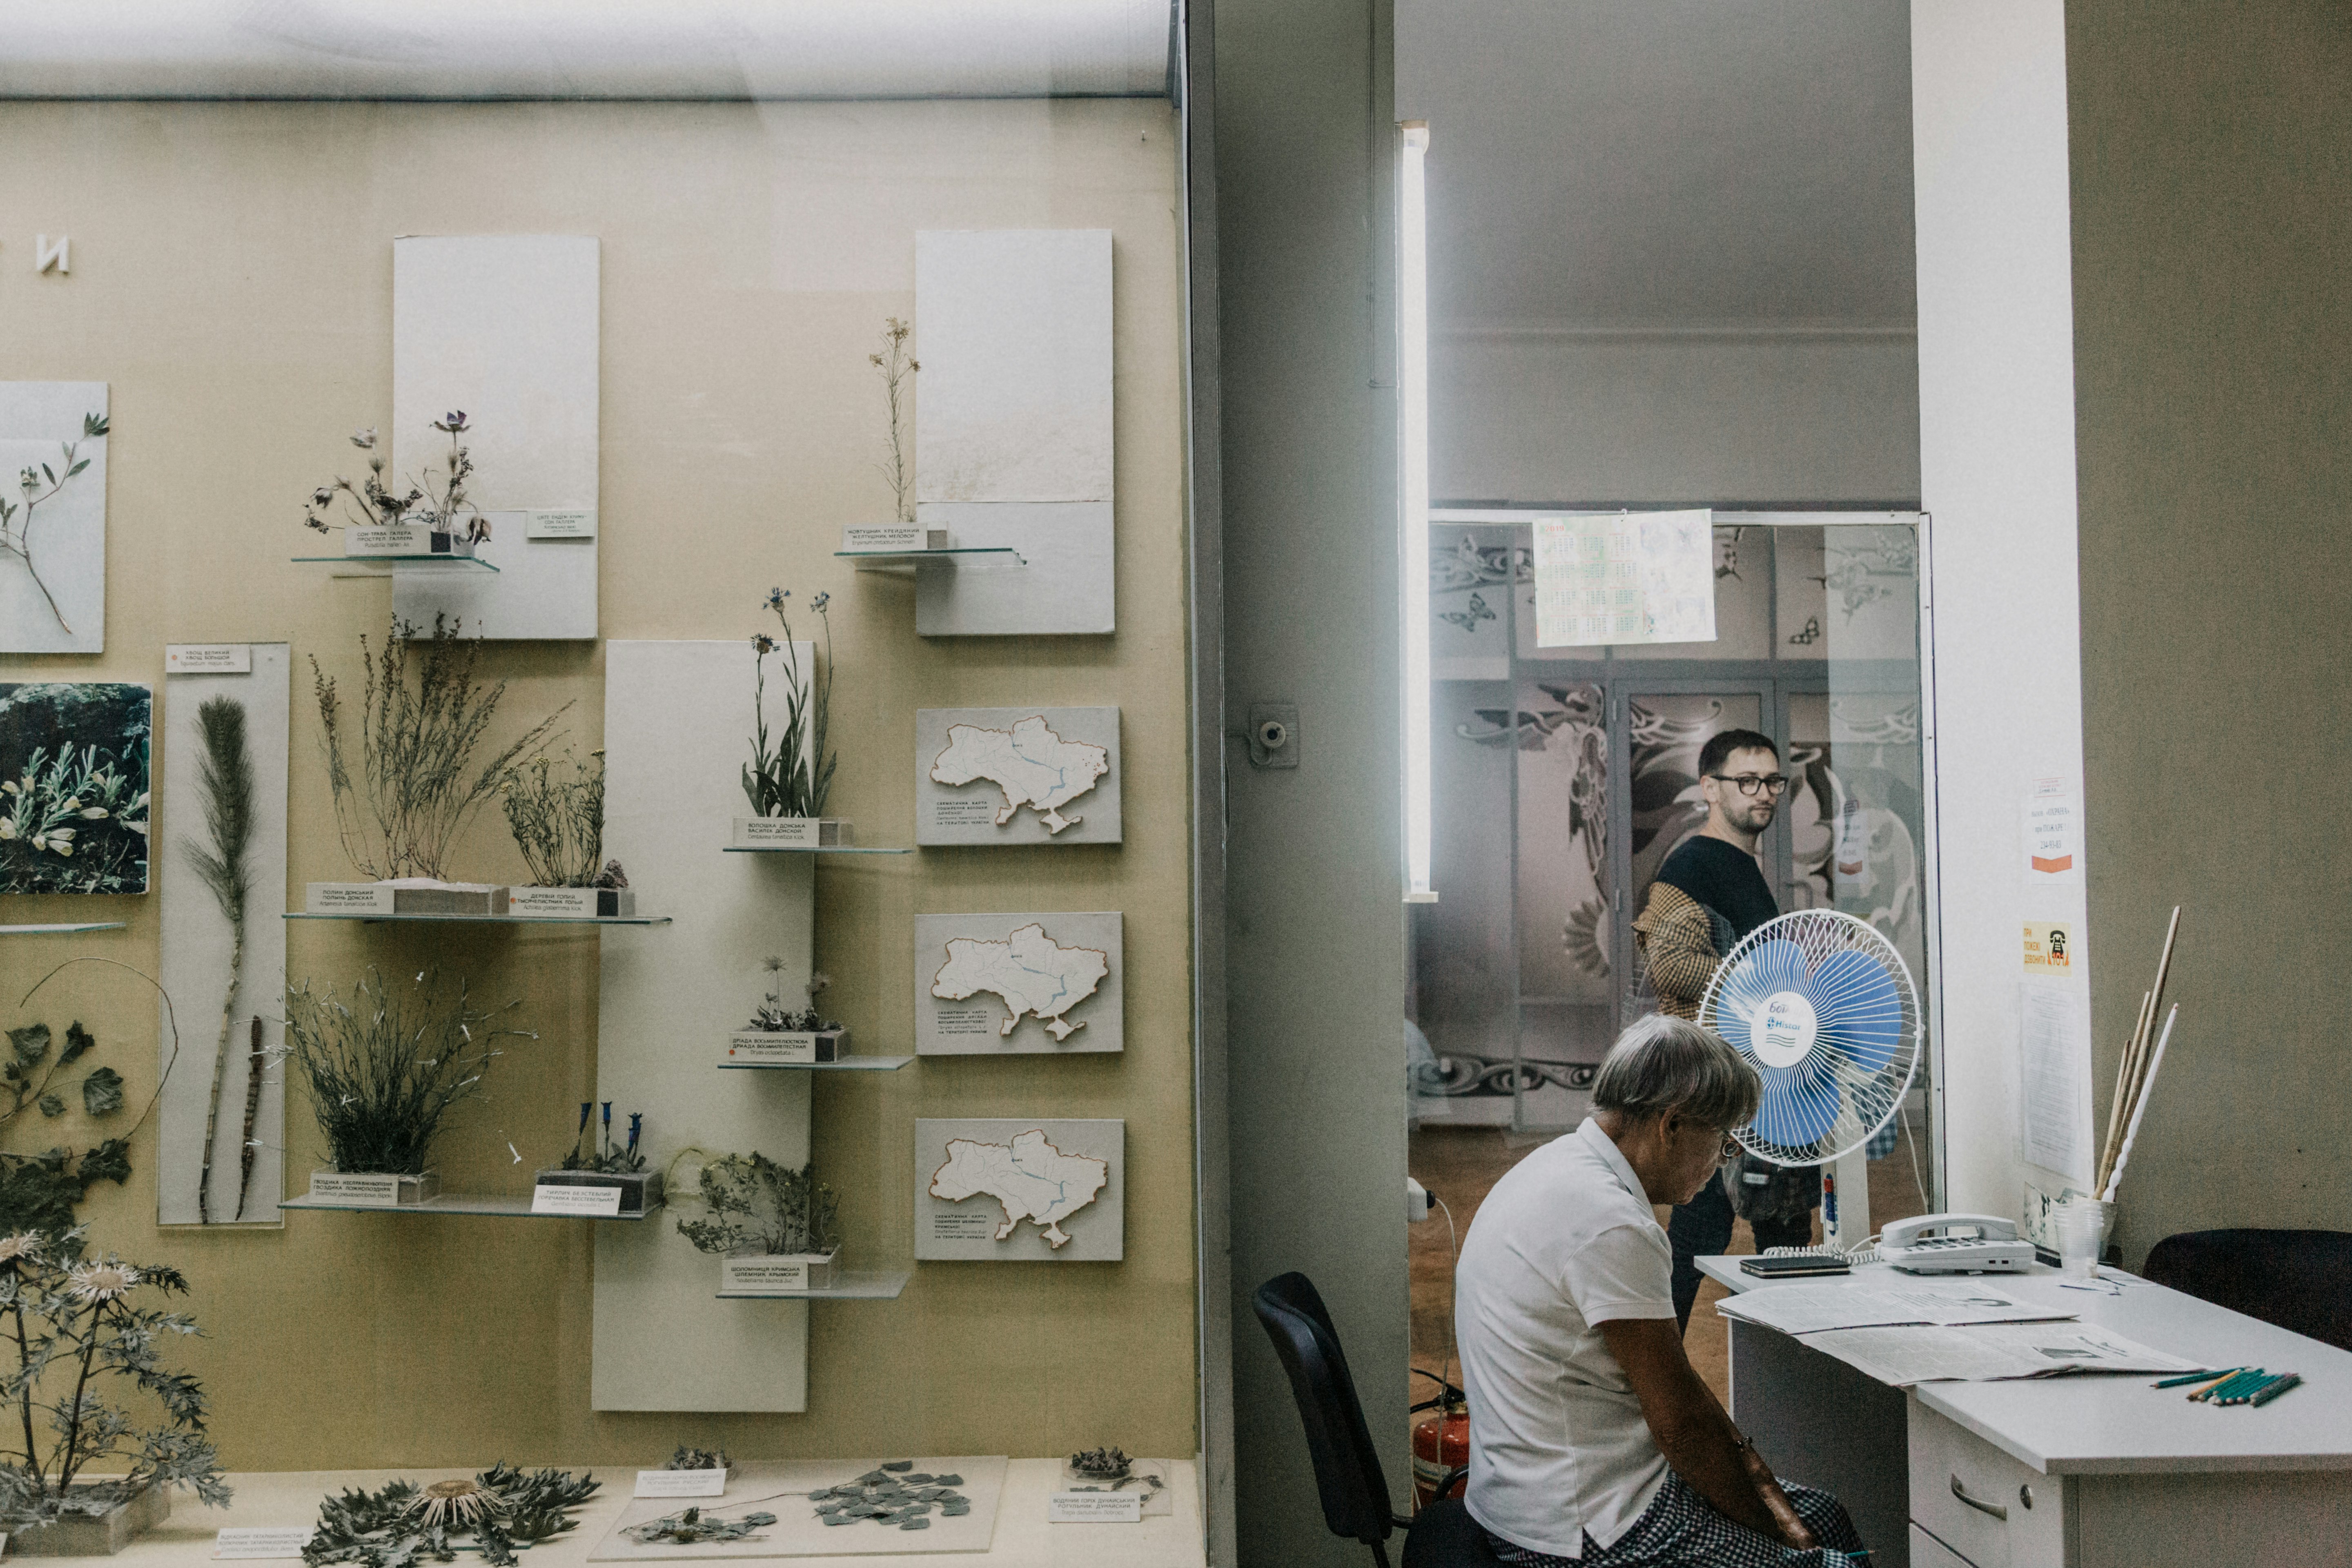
[166, 644, 252, 674]
[2024, 777, 2082, 882]
[525, 509, 596, 539]
[2022, 921, 2076, 977]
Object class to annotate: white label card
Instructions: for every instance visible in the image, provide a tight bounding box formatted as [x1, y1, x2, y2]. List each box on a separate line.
[1049, 1492, 1143, 1523]
[526, 509, 597, 539]
[306, 1172, 406, 1206]
[167, 644, 253, 674]
[215, 1526, 316, 1559]
[507, 887, 599, 918]
[734, 817, 821, 847]
[843, 526, 929, 552]
[305, 883, 394, 915]
[532, 1183, 623, 1216]
[727, 1032, 818, 1065]
[633, 1469, 728, 1499]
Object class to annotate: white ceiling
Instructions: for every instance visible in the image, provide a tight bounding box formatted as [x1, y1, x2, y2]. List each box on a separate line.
[1397, 0, 1917, 331]
[0, 0, 1172, 98]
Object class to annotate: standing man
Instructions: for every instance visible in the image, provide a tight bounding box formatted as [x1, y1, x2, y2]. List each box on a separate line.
[1630, 728, 1819, 1332]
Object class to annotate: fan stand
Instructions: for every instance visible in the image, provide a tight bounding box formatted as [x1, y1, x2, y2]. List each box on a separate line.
[1825, 1146, 1872, 1254]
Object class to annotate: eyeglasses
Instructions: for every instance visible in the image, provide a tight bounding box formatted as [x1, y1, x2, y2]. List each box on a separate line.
[1717, 1135, 1742, 1164]
[1710, 773, 1790, 797]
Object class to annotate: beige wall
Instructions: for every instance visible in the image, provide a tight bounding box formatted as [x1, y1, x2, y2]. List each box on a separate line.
[2068, 5, 2352, 1262]
[0, 98, 1195, 1467]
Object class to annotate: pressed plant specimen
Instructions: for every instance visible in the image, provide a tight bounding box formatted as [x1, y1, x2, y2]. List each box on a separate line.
[0, 959, 185, 1240]
[622, 1506, 778, 1546]
[665, 1446, 729, 1472]
[741, 590, 836, 820]
[0, 1227, 232, 1529]
[500, 748, 604, 887]
[559, 1102, 644, 1174]
[310, 616, 568, 882]
[743, 960, 837, 1033]
[282, 969, 532, 1177]
[299, 414, 492, 545]
[178, 699, 254, 1225]
[0, 412, 107, 635]
[302, 1463, 597, 1567]
[870, 318, 919, 525]
[676, 1152, 837, 1258]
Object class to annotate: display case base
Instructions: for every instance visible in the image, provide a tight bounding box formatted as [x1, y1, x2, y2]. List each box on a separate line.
[7, 1485, 169, 1557]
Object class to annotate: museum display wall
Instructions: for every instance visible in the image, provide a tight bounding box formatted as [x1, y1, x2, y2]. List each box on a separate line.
[0, 95, 1194, 1469]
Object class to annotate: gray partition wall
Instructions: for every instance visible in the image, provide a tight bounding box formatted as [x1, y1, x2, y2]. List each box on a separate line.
[1211, 0, 1412, 1564]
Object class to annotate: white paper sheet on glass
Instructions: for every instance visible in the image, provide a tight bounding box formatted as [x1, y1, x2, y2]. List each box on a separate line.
[1718, 1282, 2075, 1335]
[392, 236, 599, 639]
[1802, 1321, 2205, 1386]
[2020, 979, 2092, 1178]
[1531, 510, 1715, 648]
[0, 382, 108, 654]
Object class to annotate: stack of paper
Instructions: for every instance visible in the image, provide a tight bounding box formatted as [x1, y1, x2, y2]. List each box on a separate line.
[1717, 1283, 2213, 1386]
[1798, 1323, 2209, 1387]
[1717, 1282, 2075, 1335]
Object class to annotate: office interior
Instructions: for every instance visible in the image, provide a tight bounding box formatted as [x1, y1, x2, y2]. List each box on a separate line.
[0, 3, 2344, 1568]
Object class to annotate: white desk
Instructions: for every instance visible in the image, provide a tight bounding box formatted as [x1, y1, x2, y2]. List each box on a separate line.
[1698, 1256, 2352, 1568]
[106, 1460, 1205, 1567]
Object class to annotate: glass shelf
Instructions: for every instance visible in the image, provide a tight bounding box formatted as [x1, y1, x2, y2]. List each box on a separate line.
[0, 922, 127, 935]
[718, 1056, 914, 1072]
[282, 1193, 661, 1219]
[292, 554, 500, 570]
[722, 845, 912, 855]
[716, 1270, 910, 1301]
[285, 911, 671, 926]
[834, 546, 1022, 577]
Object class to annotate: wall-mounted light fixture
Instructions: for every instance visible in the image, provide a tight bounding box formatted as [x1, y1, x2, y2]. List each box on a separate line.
[1400, 120, 1436, 906]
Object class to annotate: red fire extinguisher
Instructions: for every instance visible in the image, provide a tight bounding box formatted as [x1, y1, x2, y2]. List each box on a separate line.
[1410, 1372, 1470, 1507]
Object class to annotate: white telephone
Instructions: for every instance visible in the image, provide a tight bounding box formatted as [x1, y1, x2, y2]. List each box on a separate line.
[1879, 1213, 2038, 1274]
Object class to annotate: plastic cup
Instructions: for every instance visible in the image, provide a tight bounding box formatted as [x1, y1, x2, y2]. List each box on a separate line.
[2058, 1198, 2114, 1276]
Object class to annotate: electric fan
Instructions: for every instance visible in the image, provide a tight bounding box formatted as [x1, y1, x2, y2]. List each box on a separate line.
[1698, 908, 1923, 1247]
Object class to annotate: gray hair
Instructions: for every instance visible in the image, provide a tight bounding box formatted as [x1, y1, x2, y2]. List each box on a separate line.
[1590, 1013, 1760, 1129]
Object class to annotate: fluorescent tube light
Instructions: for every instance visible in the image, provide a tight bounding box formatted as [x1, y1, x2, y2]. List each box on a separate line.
[1401, 120, 1437, 905]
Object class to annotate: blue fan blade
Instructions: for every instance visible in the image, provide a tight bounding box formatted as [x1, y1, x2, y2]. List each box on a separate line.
[1755, 1062, 1842, 1147]
[1713, 938, 1808, 1053]
[1805, 949, 1903, 1074]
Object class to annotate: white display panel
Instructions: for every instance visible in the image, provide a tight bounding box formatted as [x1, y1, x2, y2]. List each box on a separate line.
[596, 640, 813, 1412]
[914, 911, 1123, 1055]
[912, 230, 1114, 636]
[914, 706, 1121, 846]
[0, 382, 108, 654]
[392, 235, 600, 639]
[915, 1118, 1124, 1262]
[156, 645, 290, 1227]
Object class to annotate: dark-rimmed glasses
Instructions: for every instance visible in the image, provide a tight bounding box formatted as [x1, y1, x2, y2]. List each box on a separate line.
[1710, 773, 1790, 797]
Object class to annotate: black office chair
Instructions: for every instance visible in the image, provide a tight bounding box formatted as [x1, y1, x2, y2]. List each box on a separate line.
[2142, 1229, 2352, 1352]
[1252, 1272, 1503, 1568]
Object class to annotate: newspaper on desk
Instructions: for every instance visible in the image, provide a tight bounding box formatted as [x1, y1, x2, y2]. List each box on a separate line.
[1717, 1282, 2076, 1336]
[1798, 1321, 2211, 1387]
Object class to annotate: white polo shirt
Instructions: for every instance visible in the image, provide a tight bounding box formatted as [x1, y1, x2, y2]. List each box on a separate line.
[1455, 1117, 1677, 1559]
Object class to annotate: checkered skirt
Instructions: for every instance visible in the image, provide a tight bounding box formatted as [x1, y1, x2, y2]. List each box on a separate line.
[1484, 1470, 1867, 1568]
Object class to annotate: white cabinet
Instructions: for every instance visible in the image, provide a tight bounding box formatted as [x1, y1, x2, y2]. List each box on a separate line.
[1910, 1523, 1977, 1568]
[1909, 1400, 2071, 1568]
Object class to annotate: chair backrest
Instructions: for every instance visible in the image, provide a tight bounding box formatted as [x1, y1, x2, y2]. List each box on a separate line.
[1253, 1271, 1399, 1550]
[2143, 1229, 2352, 1352]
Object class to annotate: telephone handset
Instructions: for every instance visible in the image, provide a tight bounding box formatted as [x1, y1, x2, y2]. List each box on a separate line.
[1879, 1213, 2037, 1274]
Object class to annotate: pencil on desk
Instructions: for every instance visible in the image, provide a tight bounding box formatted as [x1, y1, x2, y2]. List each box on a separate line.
[2249, 1374, 2302, 1407]
[2193, 1370, 2265, 1402]
[2155, 1368, 2240, 1389]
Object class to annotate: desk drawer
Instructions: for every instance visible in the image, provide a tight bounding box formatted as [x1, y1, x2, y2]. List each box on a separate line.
[1909, 1401, 2069, 1568]
[1912, 1522, 1978, 1568]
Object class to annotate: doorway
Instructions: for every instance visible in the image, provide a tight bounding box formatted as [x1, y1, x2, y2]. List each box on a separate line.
[1408, 510, 1938, 1403]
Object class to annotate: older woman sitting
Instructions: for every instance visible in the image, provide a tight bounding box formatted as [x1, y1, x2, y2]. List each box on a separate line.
[1454, 1013, 1866, 1567]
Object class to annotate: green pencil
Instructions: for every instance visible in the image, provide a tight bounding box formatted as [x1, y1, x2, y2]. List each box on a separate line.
[2192, 1369, 2266, 1402]
[2247, 1374, 2302, 1408]
[2155, 1367, 2240, 1389]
